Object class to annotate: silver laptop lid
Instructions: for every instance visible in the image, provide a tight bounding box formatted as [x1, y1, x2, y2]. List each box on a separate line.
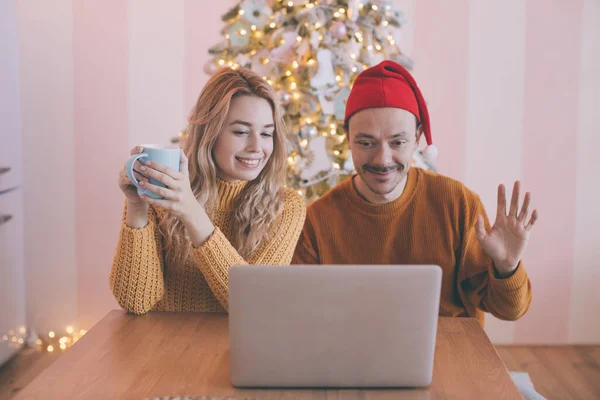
[229, 265, 442, 388]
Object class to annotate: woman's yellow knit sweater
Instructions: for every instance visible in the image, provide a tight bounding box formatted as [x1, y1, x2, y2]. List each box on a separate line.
[109, 180, 306, 314]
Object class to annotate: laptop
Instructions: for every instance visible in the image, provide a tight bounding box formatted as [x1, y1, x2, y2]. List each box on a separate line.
[228, 265, 442, 388]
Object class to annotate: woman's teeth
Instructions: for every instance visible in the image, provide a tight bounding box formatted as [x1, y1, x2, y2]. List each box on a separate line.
[236, 157, 261, 167]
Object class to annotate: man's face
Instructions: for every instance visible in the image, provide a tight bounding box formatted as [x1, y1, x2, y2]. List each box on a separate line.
[347, 107, 422, 198]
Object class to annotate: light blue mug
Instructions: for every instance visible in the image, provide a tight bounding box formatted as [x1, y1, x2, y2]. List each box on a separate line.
[125, 145, 181, 199]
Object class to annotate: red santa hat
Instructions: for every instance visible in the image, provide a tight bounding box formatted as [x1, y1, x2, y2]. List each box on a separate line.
[344, 60, 438, 163]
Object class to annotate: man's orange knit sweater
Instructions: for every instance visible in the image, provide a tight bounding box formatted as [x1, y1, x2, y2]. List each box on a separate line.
[110, 180, 306, 314]
[292, 168, 532, 326]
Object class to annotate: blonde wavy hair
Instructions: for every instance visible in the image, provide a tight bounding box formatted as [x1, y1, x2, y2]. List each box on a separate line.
[160, 67, 287, 266]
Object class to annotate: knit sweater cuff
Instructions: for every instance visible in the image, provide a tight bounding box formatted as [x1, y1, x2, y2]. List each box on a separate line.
[121, 220, 155, 239]
[110, 219, 164, 314]
[489, 261, 528, 292]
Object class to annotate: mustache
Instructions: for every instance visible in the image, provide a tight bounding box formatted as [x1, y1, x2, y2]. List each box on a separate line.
[363, 164, 404, 173]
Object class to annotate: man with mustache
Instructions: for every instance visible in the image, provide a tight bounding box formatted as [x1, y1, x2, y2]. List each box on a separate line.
[292, 60, 538, 326]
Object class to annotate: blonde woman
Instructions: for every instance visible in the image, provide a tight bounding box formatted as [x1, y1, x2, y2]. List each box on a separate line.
[111, 68, 306, 314]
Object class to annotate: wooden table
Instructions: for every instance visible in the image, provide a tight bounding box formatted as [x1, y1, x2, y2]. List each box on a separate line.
[15, 311, 524, 399]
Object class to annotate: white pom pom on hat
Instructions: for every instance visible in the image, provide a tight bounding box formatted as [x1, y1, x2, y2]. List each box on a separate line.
[422, 143, 438, 163]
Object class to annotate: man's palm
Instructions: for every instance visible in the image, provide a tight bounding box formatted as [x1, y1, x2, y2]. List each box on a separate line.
[476, 181, 538, 274]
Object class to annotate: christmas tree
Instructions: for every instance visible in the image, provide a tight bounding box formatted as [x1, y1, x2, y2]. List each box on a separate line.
[175, 0, 434, 202]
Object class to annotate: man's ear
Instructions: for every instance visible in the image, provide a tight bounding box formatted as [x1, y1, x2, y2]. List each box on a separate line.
[415, 124, 424, 145]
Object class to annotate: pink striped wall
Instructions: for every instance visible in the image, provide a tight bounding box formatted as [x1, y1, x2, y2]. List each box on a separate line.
[465, 0, 526, 344]
[412, 0, 470, 181]
[11, 0, 600, 343]
[515, 0, 582, 344]
[128, 0, 185, 148]
[16, 0, 78, 334]
[183, 0, 233, 122]
[73, 0, 128, 328]
[570, 0, 600, 344]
